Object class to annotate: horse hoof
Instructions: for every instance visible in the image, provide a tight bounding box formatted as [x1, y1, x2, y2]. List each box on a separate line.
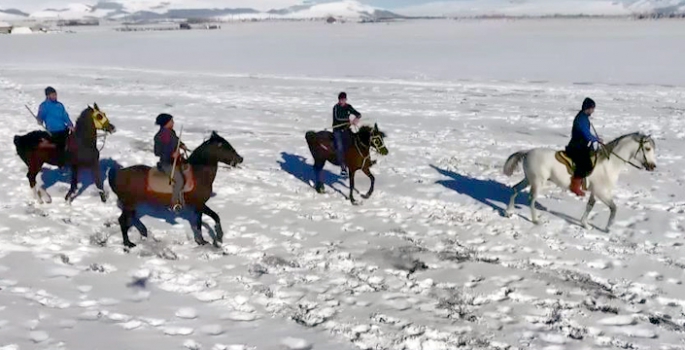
[195, 239, 209, 246]
[361, 194, 371, 199]
[99, 192, 108, 203]
[124, 241, 136, 249]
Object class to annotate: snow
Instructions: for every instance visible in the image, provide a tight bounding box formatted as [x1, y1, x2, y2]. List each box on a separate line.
[1, 19, 685, 350]
[9, 26, 32, 34]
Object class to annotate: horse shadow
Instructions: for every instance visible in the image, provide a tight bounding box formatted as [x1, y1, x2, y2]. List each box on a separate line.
[277, 152, 348, 196]
[430, 165, 546, 219]
[130, 204, 217, 244]
[42, 157, 119, 199]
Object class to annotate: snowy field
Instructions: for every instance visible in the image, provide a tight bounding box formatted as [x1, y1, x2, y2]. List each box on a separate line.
[1, 20, 685, 350]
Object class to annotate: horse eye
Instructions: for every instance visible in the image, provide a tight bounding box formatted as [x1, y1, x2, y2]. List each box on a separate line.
[645, 147, 652, 152]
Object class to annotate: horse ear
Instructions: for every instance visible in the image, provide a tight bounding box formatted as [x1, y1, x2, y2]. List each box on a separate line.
[210, 131, 218, 139]
[93, 103, 99, 111]
[374, 123, 378, 131]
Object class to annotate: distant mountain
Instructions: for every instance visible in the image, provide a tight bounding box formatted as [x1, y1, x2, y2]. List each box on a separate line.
[259, 1, 402, 20]
[0, 9, 28, 21]
[397, 0, 685, 18]
[1, 0, 399, 22]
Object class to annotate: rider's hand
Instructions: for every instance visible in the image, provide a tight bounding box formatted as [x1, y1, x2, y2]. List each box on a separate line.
[591, 141, 600, 151]
[68, 126, 75, 132]
[352, 117, 361, 126]
[173, 149, 180, 158]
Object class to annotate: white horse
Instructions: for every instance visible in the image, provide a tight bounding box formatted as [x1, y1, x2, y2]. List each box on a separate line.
[502, 132, 657, 230]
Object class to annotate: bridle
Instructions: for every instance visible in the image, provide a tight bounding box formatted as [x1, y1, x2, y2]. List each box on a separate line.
[354, 131, 386, 169]
[601, 136, 652, 171]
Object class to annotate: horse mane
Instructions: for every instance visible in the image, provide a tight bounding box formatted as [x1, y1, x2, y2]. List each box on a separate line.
[187, 132, 230, 166]
[74, 106, 96, 138]
[598, 132, 653, 161]
[356, 125, 387, 141]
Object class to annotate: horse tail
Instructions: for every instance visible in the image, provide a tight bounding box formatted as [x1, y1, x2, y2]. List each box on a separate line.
[503, 151, 527, 177]
[305, 131, 317, 144]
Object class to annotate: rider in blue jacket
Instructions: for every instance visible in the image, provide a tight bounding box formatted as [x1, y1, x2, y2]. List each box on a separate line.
[566, 97, 601, 197]
[37, 86, 73, 165]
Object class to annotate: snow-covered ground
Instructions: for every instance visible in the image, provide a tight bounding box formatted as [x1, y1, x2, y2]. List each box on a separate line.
[1, 20, 685, 350]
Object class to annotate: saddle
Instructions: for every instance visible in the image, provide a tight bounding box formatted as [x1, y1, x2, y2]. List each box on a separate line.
[146, 165, 196, 194]
[555, 151, 597, 190]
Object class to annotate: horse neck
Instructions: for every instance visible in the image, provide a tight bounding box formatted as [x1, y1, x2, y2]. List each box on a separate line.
[354, 131, 371, 153]
[188, 147, 219, 183]
[602, 137, 639, 171]
[75, 117, 96, 145]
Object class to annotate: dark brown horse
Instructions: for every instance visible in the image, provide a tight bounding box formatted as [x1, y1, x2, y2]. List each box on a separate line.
[108, 131, 243, 249]
[305, 124, 388, 204]
[13, 104, 116, 204]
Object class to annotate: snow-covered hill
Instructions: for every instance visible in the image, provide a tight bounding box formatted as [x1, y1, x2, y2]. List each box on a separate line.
[398, 0, 685, 17]
[0, 0, 399, 21]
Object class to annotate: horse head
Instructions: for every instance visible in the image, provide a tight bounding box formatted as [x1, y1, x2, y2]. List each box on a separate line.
[635, 133, 657, 171]
[194, 131, 243, 167]
[85, 103, 116, 134]
[369, 123, 389, 156]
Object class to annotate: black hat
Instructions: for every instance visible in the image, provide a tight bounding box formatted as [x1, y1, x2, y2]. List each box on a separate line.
[45, 86, 56, 96]
[338, 92, 347, 100]
[155, 113, 173, 126]
[582, 97, 595, 111]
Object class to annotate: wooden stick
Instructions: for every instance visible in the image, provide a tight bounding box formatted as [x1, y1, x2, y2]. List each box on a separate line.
[169, 125, 183, 185]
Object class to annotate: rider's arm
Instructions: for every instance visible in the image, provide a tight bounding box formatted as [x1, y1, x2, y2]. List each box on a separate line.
[36, 102, 46, 125]
[348, 105, 361, 118]
[61, 104, 73, 128]
[576, 115, 599, 145]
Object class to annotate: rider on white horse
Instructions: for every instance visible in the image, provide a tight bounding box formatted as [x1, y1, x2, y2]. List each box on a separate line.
[566, 97, 601, 197]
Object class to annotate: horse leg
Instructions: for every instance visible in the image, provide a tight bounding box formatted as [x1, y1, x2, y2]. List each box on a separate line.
[193, 209, 208, 246]
[66, 165, 79, 202]
[27, 160, 51, 204]
[595, 192, 617, 232]
[361, 167, 375, 199]
[92, 163, 107, 203]
[529, 180, 542, 224]
[130, 211, 148, 238]
[118, 209, 136, 249]
[202, 205, 223, 245]
[506, 178, 529, 217]
[349, 169, 357, 205]
[314, 160, 325, 193]
[580, 193, 596, 229]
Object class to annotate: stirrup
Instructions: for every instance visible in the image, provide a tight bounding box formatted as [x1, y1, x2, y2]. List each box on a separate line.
[171, 203, 183, 212]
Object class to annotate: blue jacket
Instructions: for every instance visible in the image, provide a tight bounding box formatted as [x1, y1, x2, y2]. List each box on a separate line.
[568, 111, 599, 150]
[37, 100, 72, 133]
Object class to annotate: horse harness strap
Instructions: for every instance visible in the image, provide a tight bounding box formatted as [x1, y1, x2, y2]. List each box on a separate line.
[354, 136, 371, 170]
[591, 122, 647, 171]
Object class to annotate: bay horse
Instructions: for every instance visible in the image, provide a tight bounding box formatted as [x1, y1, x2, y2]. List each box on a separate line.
[503, 132, 657, 231]
[13, 104, 116, 204]
[305, 124, 388, 204]
[108, 131, 243, 249]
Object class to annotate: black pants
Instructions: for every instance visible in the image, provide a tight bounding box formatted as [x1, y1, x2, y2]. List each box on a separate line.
[50, 130, 69, 151]
[566, 146, 593, 178]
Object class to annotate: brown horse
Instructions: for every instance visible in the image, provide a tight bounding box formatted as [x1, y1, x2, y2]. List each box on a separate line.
[13, 104, 116, 204]
[305, 124, 388, 204]
[108, 131, 243, 249]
